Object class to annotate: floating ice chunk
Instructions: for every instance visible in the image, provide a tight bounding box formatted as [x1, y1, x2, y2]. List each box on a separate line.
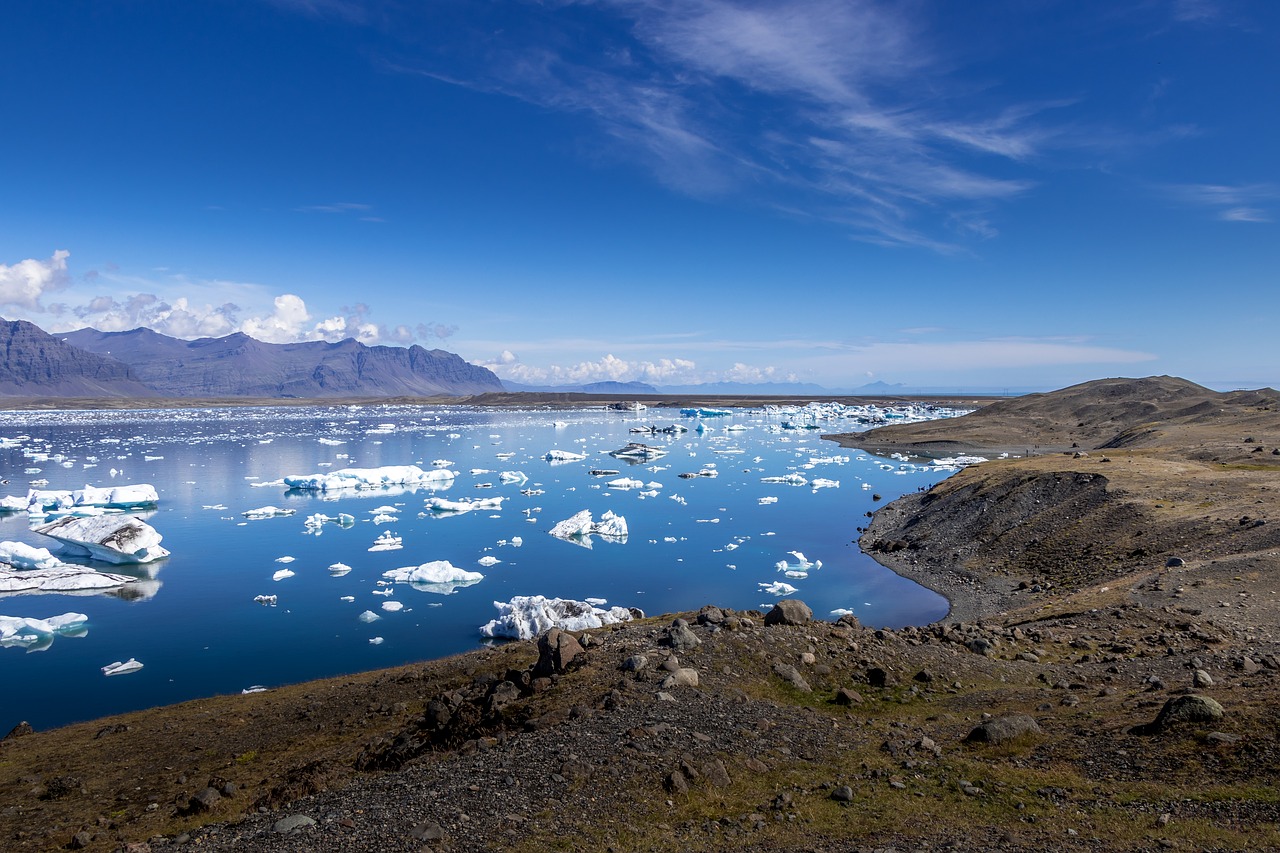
[758, 581, 798, 596]
[275, 556, 295, 563]
[432, 459, 453, 467]
[0, 562, 139, 594]
[371, 513, 397, 525]
[254, 594, 278, 606]
[933, 455, 989, 468]
[477, 555, 500, 567]
[241, 685, 269, 694]
[328, 562, 353, 576]
[284, 465, 456, 492]
[370, 505, 399, 514]
[830, 608, 855, 617]
[811, 478, 840, 490]
[499, 471, 528, 485]
[606, 478, 644, 490]
[271, 568, 295, 581]
[0, 541, 65, 570]
[423, 496, 504, 515]
[548, 510, 628, 548]
[478, 595, 635, 640]
[368, 531, 403, 552]
[369, 637, 384, 645]
[317, 437, 346, 446]
[758, 496, 778, 505]
[242, 506, 296, 519]
[357, 610, 381, 623]
[761, 473, 808, 486]
[304, 512, 355, 531]
[102, 658, 143, 676]
[382, 560, 484, 595]
[35, 515, 170, 564]
[381, 600, 404, 612]
[544, 449, 586, 463]
[3, 483, 160, 515]
[339, 595, 355, 602]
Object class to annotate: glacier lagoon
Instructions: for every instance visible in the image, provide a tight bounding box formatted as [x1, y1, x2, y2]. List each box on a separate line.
[0, 404, 963, 730]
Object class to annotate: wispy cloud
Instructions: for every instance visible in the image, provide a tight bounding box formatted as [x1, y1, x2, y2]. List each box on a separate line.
[293, 202, 374, 214]
[1164, 182, 1277, 222]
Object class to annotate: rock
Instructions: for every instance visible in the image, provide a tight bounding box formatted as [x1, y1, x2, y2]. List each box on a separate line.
[665, 619, 702, 652]
[272, 814, 317, 834]
[188, 787, 221, 813]
[836, 613, 861, 629]
[830, 785, 854, 803]
[963, 714, 1042, 745]
[1205, 731, 1241, 745]
[486, 680, 522, 713]
[772, 662, 811, 692]
[1193, 669, 1214, 688]
[702, 759, 732, 788]
[764, 599, 812, 626]
[622, 654, 649, 673]
[660, 655, 681, 672]
[697, 605, 725, 625]
[534, 628, 585, 677]
[913, 669, 934, 684]
[3, 721, 34, 741]
[41, 775, 81, 800]
[800, 651, 816, 666]
[664, 771, 688, 794]
[1238, 657, 1261, 675]
[834, 687, 864, 706]
[660, 668, 700, 689]
[1166, 557, 1186, 568]
[1131, 694, 1225, 735]
[69, 830, 93, 850]
[410, 821, 445, 842]
[866, 667, 891, 688]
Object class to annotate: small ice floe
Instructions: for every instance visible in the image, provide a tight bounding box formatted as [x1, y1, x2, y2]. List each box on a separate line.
[758, 581, 799, 596]
[830, 608, 855, 617]
[932, 455, 989, 470]
[381, 600, 404, 612]
[254, 594, 278, 606]
[202, 504, 228, 510]
[339, 595, 355, 602]
[479, 595, 635, 640]
[775, 551, 822, 579]
[284, 465, 455, 492]
[811, 478, 840, 490]
[35, 515, 170, 564]
[102, 658, 143, 676]
[304, 512, 355, 532]
[242, 506, 296, 519]
[328, 562, 353, 576]
[274, 556, 295, 563]
[499, 471, 528, 485]
[357, 610, 381, 623]
[547, 510, 628, 548]
[241, 685, 269, 694]
[432, 459, 453, 468]
[271, 568, 295, 581]
[368, 531, 403, 552]
[1, 612, 88, 648]
[381, 561, 484, 595]
[1, 541, 67, 571]
[423, 496, 504, 515]
[317, 438, 346, 446]
[0, 562, 140, 595]
[609, 443, 667, 461]
[758, 496, 778, 505]
[477, 555, 501, 567]
[544, 449, 586, 463]
[761, 473, 808, 486]
[606, 477, 644, 490]
[371, 513, 397, 525]
[369, 637, 384, 645]
[1, 483, 160, 515]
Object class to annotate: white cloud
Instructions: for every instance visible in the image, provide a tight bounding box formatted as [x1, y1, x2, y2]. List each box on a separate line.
[481, 351, 700, 386]
[1165, 182, 1278, 222]
[0, 250, 70, 310]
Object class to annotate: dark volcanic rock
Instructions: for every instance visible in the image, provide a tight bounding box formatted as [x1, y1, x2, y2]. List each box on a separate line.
[0, 318, 154, 397]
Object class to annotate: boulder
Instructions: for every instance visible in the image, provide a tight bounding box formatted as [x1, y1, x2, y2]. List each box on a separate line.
[533, 627, 584, 677]
[664, 618, 702, 651]
[963, 714, 1042, 745]
[772, 662, 811, 692]
[764, 599, 812, 626]
[1130, 694, 1225, 735]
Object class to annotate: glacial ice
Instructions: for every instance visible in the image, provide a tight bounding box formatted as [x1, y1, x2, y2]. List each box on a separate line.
[368, 531, 403, 552]
[758, 581, 798, 596]
[0, 483, 159, 515]
[547, 510, 629, 548]
[606, 478, 644, 490]
[272, 568, 295, 581]
[423, 496, 504, 514]
[761, 473, 808, 486]
[0, 541, 65, 570]
[478, 594, 634, 640]
[1, 612, 89, 648]
[243, 506, 296, 519]
[35, 515, 170, 565]
[283, 465, 456, 492]
[381, 560, 484, 594]
[328, 562, 353, 575]
[499, 471, 528, 484]
[1, 562, 140, 594]
[543, 449, 586, 462]
[101, 658, 143, 676]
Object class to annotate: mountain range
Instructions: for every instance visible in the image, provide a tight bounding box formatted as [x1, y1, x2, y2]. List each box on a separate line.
[0, 319, 504, 398]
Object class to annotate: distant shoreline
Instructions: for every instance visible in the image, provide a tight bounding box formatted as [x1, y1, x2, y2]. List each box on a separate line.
[0, 390, 1000, 412]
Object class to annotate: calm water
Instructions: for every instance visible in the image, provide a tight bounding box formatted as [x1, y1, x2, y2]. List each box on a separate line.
[0, 404, 952, 730]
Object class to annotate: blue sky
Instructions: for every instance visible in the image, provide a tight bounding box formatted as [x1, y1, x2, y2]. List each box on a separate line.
[1, 0, 1276, 391]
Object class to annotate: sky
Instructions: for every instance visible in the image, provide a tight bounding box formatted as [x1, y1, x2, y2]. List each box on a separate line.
[1, 0, 1276, 392]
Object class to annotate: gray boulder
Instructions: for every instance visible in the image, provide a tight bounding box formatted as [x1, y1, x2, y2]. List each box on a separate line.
[963, 714, 1042, 745]
[764, 599, 813, 626]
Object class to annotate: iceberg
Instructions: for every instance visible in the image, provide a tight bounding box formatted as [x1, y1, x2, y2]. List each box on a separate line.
[547, 510, 628, 548]
[758, 581, 799, 596]
[101, 658, 143, 676]
[382, 560, 484, 594]
[477, 555, 500, 567]
[0, 541, 64, 571]
[761, 473, 808, 486]
[358, 610, 381, 623]
[0, 483, 160, 516]
[478, 594, 635, 640]
[811, 478, 840, 490]
[544, 449, 587, 463]
[1, 612, 89, 649]
[328, 562, 353, 576]
[499, 471, 528, 485]
[1, 562, 140, 595]
[609, 443, 667, 461]
[254, 594, 278, 606]
[368, 531, 403, 552]
[606, 477, 644, 490]
[242, 506, 296, 519]
[423, 496, 504, 515]
[35, 515, 170, 565]
[283, 465, 456, 492]
[271, 568, 295, 581]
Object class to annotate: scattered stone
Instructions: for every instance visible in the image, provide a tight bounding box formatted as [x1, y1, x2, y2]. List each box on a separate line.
[272, 814, 317, 834]
[41, 775, 81, 800]
[963, 714, 1042, 745]
[410, 820, 445, 842]
[665, 619, 702, 652]
[772, 662, 811, 692]
[1193, 669, 1214, 689]
[697, 605, 725, 625]
[621, 654, 648, 673]
[188, 787, 222, 813]
[660, 668, 700, 689]
[664, 771, 688, 794]
[3, 721, 34, 741]
[866, 667, 891, 688]
[1205, 731, 1241, 745]
[1166, 557, 1186, 568]
[534, 628, 585, 677]
[1131, 694, 1225, 735]
[834, 687, 864, 706]
[69, 830, 93, 850]
[702, 759, 732, 788]
[830, 785, 854, 803]
[764, 599, 812, 626]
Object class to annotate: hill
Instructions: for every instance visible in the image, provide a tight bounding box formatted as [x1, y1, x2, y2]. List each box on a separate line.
[58, 327, 504, 398]
[0, 319, 156, 398]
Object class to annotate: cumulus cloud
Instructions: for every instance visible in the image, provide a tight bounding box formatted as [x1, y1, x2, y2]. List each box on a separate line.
[0, 250, 70, 310]
[480, 351, 700, 386]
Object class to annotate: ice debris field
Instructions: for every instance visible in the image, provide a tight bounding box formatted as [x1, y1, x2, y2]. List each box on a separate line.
[0, 401, 977, 728]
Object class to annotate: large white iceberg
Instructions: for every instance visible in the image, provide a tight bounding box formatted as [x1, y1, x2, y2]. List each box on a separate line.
[547, 510, 628, 548]
[35, 515, 170, 565]
[0, 541, 64, 571]
[423, 496, 504, 515]
[1, 483, 159, 515]
[1, 562, 141, 595]
[284, 465, 456, 492]
[1, 612, 89, 649]
[382, 560, 484, 594]
[479, 595, 634, 640]
[544, 449, 586, 463]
